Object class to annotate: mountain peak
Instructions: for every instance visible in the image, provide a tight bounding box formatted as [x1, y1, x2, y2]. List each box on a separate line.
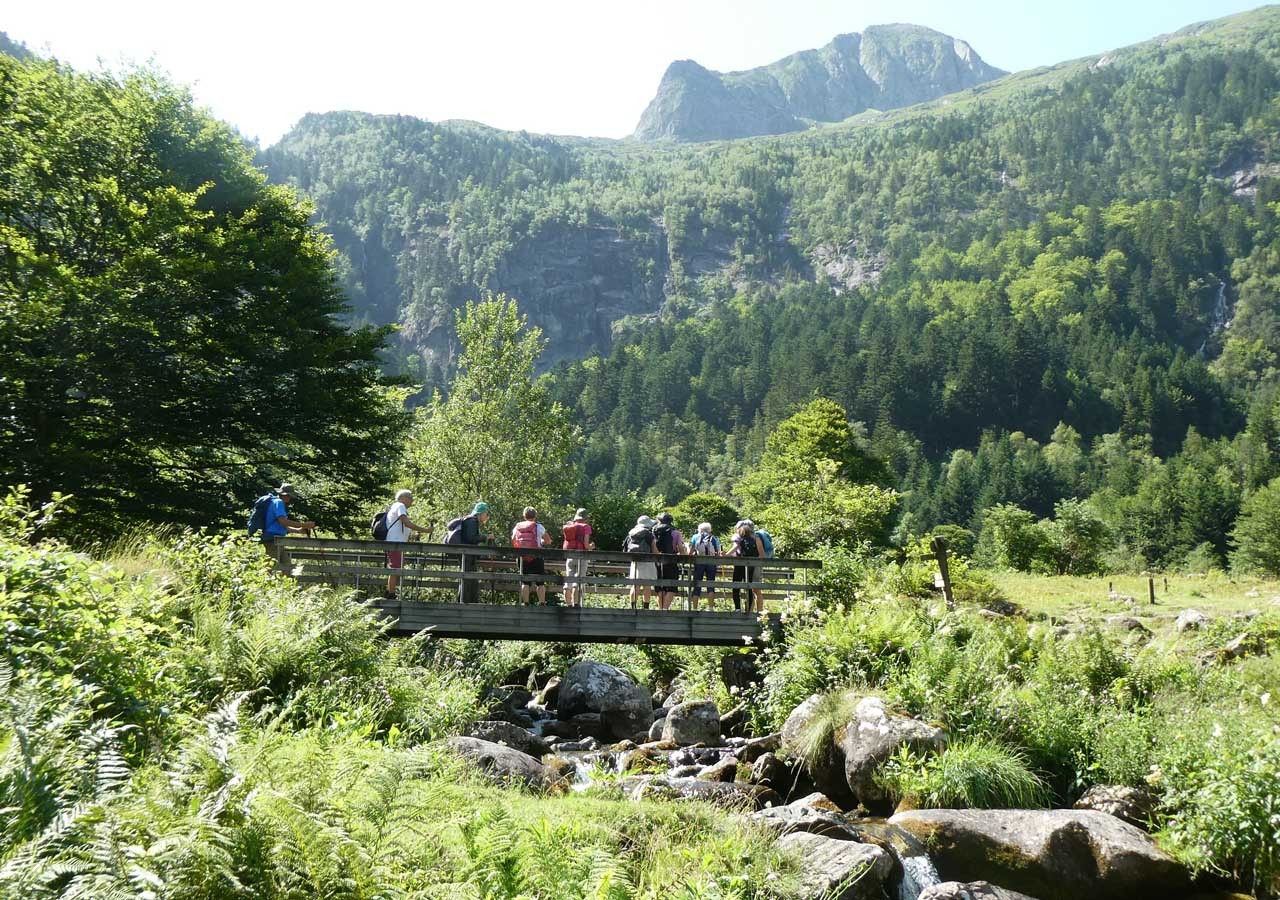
[633, 24, 1005, 142]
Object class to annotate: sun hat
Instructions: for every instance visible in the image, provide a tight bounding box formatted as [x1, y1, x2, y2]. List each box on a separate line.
[276, 482, 303, 500]
[637, 515, 656, 528]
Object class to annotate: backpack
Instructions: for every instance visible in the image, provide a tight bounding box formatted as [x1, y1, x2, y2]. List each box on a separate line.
[693, 534, 720, 556]
[624, 528, 654, 554]
[563, 521, 588, 551]
[444, 516, 468, 545]
[756, 529, 774, 558]
[513, 520, 540, 563]
[371, 508, 390, 541]
[247, 493, 274, 537]
[654, 523, 676, 554]
[737, 531, 760, 558]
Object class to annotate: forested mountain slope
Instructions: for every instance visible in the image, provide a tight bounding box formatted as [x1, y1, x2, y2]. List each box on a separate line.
[632, 24, 1005, 142]
[262, 6, 1280, 567]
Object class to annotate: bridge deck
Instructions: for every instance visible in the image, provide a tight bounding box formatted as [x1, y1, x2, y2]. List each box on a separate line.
[370, 598, 777, 645]
[278, 538, 814, 645]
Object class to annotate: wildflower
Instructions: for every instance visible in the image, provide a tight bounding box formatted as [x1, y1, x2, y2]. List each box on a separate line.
[1262, 692, 1271, 706]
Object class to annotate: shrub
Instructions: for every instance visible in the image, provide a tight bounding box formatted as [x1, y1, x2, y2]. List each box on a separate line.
[1230, 476, 1280, 575]
[877, 737, 1050, 809]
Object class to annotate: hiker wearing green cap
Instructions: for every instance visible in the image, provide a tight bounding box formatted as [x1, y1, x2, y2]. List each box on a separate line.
[446, 501, 492, 603]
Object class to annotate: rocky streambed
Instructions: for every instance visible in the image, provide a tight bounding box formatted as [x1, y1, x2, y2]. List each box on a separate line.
[445, 659, 1227, 900]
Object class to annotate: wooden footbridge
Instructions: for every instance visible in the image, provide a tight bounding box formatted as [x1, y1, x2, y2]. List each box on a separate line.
[276, 538, 820, 646]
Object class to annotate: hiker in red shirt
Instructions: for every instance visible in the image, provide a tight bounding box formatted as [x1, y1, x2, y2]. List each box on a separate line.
[561, 508, 596, 607]
[511, 506, 553, 605]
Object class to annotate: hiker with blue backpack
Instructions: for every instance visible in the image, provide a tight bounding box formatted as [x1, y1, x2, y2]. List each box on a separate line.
[730, 520, 767, 613]
[247, 483, 315, 568]
[444, 501, 492, 603]
[375, 489, 430, 599]
[689, 522, 722, 611]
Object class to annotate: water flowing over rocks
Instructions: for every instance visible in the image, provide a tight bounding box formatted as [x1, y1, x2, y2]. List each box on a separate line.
[620, 775, 781, 810]
[889, 809, 1190, 900]
[777, 831, 894, 900]
[918, 882, 1041, 900]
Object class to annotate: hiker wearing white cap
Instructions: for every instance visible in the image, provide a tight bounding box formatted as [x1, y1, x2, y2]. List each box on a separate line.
[624, 515, 657, 609]
[562, 508, 596, 607]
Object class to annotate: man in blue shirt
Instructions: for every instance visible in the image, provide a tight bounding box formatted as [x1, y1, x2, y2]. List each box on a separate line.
[262, 483, 316, 568]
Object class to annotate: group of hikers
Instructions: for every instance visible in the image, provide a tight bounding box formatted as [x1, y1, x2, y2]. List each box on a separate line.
[249, 484, 774, 613]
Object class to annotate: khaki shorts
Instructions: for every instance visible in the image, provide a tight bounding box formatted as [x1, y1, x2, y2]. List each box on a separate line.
[565, 557, 589, 581]
[629, 561, 657, 583]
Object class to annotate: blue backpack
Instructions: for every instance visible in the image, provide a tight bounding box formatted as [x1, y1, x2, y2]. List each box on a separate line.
[247, 493, 275, 537]
[756, 529, 775, 558]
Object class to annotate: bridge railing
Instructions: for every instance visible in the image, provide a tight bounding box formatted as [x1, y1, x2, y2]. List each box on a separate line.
[276, 538, 821, 609]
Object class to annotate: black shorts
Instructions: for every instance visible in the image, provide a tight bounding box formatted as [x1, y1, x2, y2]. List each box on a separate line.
[658, 561, 680, 586]
[519, 556, 546, 586]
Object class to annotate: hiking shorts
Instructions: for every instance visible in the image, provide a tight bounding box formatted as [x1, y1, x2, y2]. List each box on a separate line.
[565, 557, 589, 582]
[692, 562, 718, 595]
[519, 556, 546, 586]
[657, 560, 680, 587]
[629, 561, 657, 585]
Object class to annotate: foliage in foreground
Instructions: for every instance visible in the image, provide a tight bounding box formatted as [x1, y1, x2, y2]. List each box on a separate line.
[0, 497, 796, 899]
[755, 591, 1280, 895]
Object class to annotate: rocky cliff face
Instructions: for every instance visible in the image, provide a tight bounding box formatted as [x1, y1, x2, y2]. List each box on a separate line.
[634, 24, 1006, 142]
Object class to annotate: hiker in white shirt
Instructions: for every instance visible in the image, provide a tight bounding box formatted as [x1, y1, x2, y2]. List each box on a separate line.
[385, 489, 429, 598]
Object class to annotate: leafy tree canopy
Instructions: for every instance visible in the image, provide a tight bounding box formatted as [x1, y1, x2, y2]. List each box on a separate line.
[0, 56, 405, 537]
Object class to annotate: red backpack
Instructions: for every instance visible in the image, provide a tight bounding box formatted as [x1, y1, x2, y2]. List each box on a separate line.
[513, 520, 541, 562]
[563, 521, 589, 551]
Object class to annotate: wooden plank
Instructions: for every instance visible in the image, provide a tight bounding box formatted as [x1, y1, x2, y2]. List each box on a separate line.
[367, 602, 773, 645]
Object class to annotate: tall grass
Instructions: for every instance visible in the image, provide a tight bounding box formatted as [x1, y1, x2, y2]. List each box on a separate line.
[877, 737, 1051, 809]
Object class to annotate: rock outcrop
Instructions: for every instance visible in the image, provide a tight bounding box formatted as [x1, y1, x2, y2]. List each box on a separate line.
[634, 25, 1005, 142]
[557, 660, 654, 741]
[462, 720, 550, 758]
[776, 831, 894, 900]
[889, 809, 1189, 900]
[446, 737, 549, 789]
[918, 882, 1040, 900]
[662, 700, 722, 746]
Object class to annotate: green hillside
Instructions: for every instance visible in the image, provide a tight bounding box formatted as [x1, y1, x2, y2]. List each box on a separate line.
[260, 6, 1280, 571]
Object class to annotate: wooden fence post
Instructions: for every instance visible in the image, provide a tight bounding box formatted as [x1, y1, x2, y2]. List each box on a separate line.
[1148, 576, 1156, 605]
[931, 536, 956, 611]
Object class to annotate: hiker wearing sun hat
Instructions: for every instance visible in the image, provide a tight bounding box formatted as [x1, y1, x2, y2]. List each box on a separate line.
[624, 514, 658, 609]
[252, 482, 316, 567]
[446, 500, 492, 603]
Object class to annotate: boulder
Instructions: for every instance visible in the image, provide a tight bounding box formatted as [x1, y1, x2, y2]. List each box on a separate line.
[648, 719, 665, 741]
[461, 720, 550, 758]
[446, 737, 548, 789]
[720, 703, 750, 738]
[662, 700, 722, 746]
[558, 660, 653, 741]
[841, 697, 946, 810]
[889, 809, 1189, 900]
[750, 799, 861, 839]
[1072, 785, 1156, 827]
[781, 693, 857, 808]
[776, 831, 894, 900]
[670, 764, 702, 778]
[569, 713, 612, 741]
[698, 757, 738, 782]
[1176, 609, 1210, 632]
[534, 676, 561, 707]
[540, 719, 577, 739]
[721, 651, 758, 692]
[738, 732, 782, 764]
[919, 882, 1040, 900]
[620, 775, 780, 810]
[1104, 616, 1151, 635]
[620, 747, 665, 774]
[748, 752, 793, 793]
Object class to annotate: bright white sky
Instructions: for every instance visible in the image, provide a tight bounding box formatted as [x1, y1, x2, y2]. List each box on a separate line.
[4, 0, 1267, 145]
